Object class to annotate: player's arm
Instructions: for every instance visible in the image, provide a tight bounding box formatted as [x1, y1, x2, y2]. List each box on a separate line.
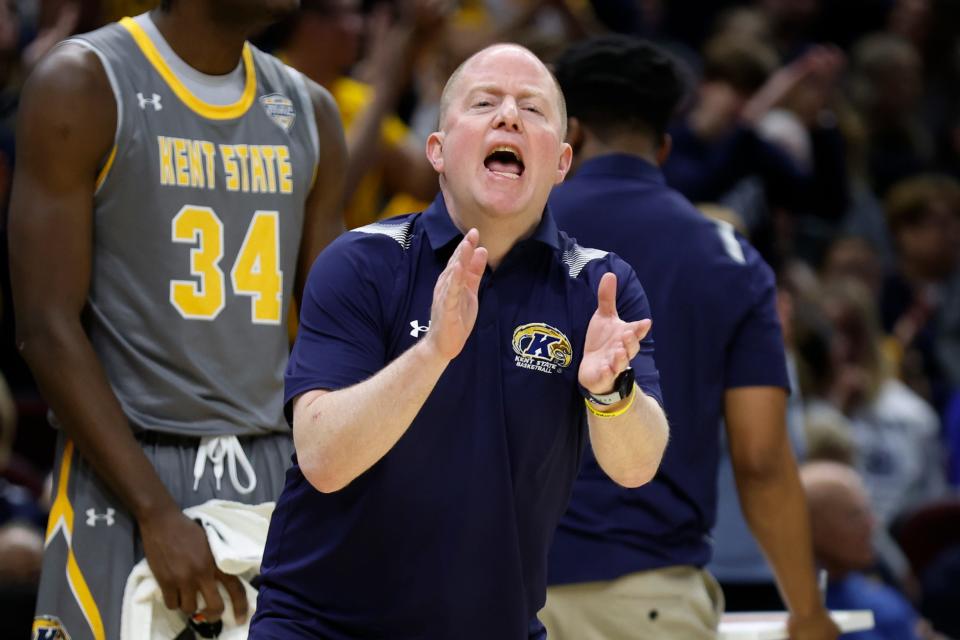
[581, 273, 669, 488]
[293, 230, 487, 493]
[8, 45, 246, 623]
[725, 388, 839, 639]
[295, 79, 348, 305]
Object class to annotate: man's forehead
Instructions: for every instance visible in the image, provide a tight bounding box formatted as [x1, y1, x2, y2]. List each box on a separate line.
[461, 46, 550, 83]
[452, 50, 559, 105]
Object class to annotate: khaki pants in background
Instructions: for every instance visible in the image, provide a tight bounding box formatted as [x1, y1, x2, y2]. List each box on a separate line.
[539, 566, 725, 640]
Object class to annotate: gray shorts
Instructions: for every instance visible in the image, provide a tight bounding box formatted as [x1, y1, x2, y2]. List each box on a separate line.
[33, 430, 293, 640]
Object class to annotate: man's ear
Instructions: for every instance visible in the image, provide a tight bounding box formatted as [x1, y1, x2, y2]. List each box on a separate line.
[556, 141, 573, 184]
[426, 132, 445, 173]
[656, 133, 672, 166]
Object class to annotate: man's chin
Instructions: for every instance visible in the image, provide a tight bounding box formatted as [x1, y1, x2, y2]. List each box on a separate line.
[475, 194, 528, 220]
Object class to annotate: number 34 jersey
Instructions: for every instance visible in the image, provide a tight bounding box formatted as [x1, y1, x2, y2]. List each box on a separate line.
[70, 18, 319, 437]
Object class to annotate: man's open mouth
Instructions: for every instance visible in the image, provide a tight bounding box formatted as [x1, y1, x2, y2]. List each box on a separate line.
[484, 146, 525, 179]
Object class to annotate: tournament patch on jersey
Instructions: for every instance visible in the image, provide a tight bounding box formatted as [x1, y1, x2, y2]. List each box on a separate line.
[260, 93, 296, 132]
[32, 615, 71, 640]
[512, 323, 573, 374]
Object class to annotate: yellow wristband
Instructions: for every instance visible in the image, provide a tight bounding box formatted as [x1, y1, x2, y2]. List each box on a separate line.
[584, 384, 637, 418]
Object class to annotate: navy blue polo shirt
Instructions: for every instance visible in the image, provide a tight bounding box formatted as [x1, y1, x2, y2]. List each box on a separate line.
[252, 194, 661, 639]
[547, 154, 788, 585]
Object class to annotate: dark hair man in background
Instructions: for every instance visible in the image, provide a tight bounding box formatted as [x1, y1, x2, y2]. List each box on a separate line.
[542, 35, 839, 639]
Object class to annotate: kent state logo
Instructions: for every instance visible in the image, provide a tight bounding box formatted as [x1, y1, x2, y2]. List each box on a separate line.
[512, 323, 572, 374]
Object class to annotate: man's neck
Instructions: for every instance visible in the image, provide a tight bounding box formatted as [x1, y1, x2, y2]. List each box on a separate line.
[442, 192, 541, 271]
[572, 134, 659, 175]
[149, 7, 250, 76]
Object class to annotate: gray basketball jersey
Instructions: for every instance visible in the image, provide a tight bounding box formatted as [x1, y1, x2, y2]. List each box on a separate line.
[69, 18, 319, 436]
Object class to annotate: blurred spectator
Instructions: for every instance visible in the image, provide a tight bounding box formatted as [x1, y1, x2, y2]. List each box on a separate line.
[0, 520, 42, 582]
[887, 0, 960, 184]
[804, 405, 856, 464]
[756, 0, 822, 59]
[848, 33, 933, 196]
[271, 0, 443, 228]
[0, 372, 43, 640]
[881, 174, 960, 400]
[801, 460, 932, 640]
[663, 34, 809, 228]
[821, 235, 884, 299]
[0, 371, 45, 530]
[0, 521, 43, 639]
[809, 279, 948, 529]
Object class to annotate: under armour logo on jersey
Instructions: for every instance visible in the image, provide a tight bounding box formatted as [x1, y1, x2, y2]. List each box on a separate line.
[409, 320, 430, 338]
[136, 92, 163, 111]
[85, 507, 116, 527]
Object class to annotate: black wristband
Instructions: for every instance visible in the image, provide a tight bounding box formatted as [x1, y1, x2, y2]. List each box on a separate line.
[581, 368, 635, 406]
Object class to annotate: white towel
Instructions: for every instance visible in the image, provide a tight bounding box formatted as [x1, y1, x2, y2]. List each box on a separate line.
[120, 499, 274, 640]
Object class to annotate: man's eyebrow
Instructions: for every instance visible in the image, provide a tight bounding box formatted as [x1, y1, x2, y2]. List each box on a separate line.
[466, 84, 550, 101]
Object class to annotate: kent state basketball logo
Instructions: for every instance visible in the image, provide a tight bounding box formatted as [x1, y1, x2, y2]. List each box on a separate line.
[512, 323, 573, 374]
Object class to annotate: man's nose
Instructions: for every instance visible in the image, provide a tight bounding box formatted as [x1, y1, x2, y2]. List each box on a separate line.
[494, 97, 521, 131]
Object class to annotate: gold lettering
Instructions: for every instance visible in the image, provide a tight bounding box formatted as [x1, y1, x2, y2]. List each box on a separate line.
[158, 136, 176, 186]
[220, 144, 239, 192]
[188, 140, 205, 189]
[173, 138, 190, 187]
[261, 146, 277, 193]
[201, 141, 216, 190]
[249, 146, 268, 193]
[276, 146, 293, 194]
[235, 144, 250, 193]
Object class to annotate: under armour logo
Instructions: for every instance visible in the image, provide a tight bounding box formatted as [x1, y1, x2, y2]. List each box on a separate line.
[136, 92, 163, 111]
[85, 508, 116, 527]
[409, 320, 430, 338]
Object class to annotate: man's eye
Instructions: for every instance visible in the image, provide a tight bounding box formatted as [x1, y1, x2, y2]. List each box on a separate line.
[474, 100, 492, 107]
[523, 106, 543, 114]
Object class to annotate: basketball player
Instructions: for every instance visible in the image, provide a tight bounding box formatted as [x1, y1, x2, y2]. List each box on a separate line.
[7, 0, 347, 637]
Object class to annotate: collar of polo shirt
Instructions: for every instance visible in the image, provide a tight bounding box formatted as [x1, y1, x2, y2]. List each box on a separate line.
[420, 194, 563, 254]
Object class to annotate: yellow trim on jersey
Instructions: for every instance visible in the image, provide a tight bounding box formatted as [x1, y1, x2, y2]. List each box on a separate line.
[119, 17, 257, 120]
[95, 144, 118, 192]
[43, 440, 107, 640]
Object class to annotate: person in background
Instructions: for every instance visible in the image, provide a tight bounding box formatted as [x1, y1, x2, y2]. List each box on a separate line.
[274, 0, 443, 228]
[801, 460, 938, 640]
[542, 34, 837, 639]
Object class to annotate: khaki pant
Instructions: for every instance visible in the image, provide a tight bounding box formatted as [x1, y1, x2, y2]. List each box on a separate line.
[540, 566, 725, 640]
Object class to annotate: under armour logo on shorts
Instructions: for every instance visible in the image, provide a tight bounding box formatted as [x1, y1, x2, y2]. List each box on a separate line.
[85, 507, 116, 527]
[136, 92, 163, 111]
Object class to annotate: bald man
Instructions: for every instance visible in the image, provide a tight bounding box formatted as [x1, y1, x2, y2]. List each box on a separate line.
[801, 462, 926, 640]
[248, 44, 669, 640]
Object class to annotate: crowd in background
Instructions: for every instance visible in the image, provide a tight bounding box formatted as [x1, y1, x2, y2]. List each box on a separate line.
[0, 0, 959, 637]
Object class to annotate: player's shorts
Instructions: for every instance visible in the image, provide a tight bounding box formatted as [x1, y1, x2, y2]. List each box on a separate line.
[32, 429, 293, 640]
